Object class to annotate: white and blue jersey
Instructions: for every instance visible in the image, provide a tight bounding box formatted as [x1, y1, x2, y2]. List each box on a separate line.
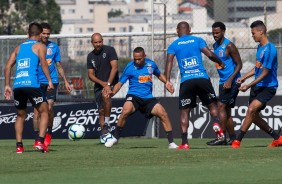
[255, 42, 278, 88]
[119, 58, 160, 98]
[38, 41, 61, 84]
[213, 38, 241, 84]
[167, 34, 210, 83]
[13, 39, 40, 89]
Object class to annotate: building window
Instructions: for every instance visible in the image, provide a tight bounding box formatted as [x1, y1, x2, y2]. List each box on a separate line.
[90, 9, 93, 13]
[87, 28, 94, 32]
[109, 27, 115, 32]
[61, 9, 65, 14]
[75, 28, 83, 33]
[119, 27, 126, 32]
[68, 9, 75, 14]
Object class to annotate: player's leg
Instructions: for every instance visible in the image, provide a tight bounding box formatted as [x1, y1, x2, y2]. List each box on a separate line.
[95, 88, 108, 135]
[225, 107, 236, 145]
[102, 88, 112, 128]
[33, 108, 40, 139]
[105, 100, 135, 148]
[150, 102, 178, 149]
[15, 108, 27, 153]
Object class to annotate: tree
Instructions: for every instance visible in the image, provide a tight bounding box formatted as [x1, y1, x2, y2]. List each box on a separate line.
[268, 28, 282, 45]
[0, 0, 62, 35]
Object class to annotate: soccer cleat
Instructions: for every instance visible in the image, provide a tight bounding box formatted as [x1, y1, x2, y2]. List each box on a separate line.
[168, 142, 178, 149]
[231, 140, 241, 148]
[44, 133, 52, 147]
[213, 123, 224, 138]
[104, 137, 118, 148]
[176, 144, 190, 150]
[268, 136, 282, 147]
[207, 137, 227, 146]
[34, 140, 49, 153]
[226, 139, 235, 145]
[16, 146, 24, 154]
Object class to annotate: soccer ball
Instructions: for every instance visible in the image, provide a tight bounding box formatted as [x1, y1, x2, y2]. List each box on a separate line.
[100, 133, 114, 144]
[68, 124, 86, 141]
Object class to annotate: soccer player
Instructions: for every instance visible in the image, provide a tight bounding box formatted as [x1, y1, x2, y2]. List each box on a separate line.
[4, 22, 54, 153]
[87, 33, 119, 139]
[231, 20, 281, 148]
[33, 22, 72, 148]
[207, 22, 242, 146]
[104, 47, 178, 149]
[165, 21, 225, 150]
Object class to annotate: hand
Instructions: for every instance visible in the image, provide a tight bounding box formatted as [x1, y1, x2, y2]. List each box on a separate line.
[236, 77, 245, 85]
[239, 84, 249, 92]
[102, 86, 112, 98]
[64, 81, 72, 93]
[223, 79, 232, 89]
[4, 86, 12, 100]
[165, 81, 175, 94]
[47, 81, 54, 92]
[219, 62, 225, 69]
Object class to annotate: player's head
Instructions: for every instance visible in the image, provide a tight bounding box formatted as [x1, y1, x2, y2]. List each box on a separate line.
[133, 47, 146, 67]
[212, 22, 226, 42]
[40, 22, 51, 43]
[250, 20, 267, 42]
[28, 22, 43, 41]
[176, 21, 191, 37]
[91, 33, 103, 53]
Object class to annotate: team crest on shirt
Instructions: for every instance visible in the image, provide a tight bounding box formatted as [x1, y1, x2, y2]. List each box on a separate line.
[147, 64, 153, 74]
[103, 53, 106, 58]
[218, 49, 224, 57]
[47, 48, 52, 55]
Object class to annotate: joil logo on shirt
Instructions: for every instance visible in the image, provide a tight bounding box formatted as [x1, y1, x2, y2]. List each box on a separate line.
[17, 58, 30, 69]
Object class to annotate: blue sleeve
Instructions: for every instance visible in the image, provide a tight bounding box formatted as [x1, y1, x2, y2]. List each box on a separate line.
[119, 64, 131, 84]
[198, 37, 207, 50]
[153, 62, 161, 77]
[262, 45, 275, 69]
[167, 42, 175, 54]
[54, 45, 61, 62]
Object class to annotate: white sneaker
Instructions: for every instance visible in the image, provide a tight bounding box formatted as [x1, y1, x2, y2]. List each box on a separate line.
[168, 142, 178, 149]
[105, 137, 118, 148]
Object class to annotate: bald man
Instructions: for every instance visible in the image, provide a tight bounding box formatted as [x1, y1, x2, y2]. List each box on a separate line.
[87, 33, 119, 141]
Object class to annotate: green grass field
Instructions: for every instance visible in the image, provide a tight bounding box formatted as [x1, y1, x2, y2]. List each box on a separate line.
[1, 138, 282, 184]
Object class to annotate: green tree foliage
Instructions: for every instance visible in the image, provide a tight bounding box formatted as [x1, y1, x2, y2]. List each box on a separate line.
[268, 28, 282, 45]
[0, 0, 62, 35]
[108, 9, 123, 18]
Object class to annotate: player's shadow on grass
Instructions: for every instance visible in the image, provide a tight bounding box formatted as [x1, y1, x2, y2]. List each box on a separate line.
[127, 146, 157, 149]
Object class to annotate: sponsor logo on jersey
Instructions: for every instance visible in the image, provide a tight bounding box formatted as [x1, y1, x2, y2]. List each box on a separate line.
[255, 60, 262, 68]
[178, 40, 195, 45]
[138, 75, 152, 83]
[16, 71, 29, 78]
[17, 58, 30, 69]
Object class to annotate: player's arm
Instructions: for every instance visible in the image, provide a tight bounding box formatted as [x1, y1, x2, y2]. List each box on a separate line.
[158, 73, 174, 94]
[228, 43, 242, 81]
[38, 43, 54, 90]
[56, 62, 72, 92]
[88, 68, 107, 87]
[239, 68, 268, 92]
[111, 82, 123, 96]
[4, 46, 18, 100]
[202, 47, 225, 68]
[165, 54, 175, 94]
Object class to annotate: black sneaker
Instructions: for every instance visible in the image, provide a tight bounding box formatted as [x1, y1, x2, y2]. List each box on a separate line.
[207, 138, 227, 146]
[100, 125, 110, 136]
[226, 139, 235, 145]
[206, 138, 218, 145]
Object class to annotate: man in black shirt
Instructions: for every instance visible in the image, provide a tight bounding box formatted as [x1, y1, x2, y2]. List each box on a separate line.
[87, 33, 118, 140]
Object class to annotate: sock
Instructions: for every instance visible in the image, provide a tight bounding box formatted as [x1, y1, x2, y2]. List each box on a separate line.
[267, 128, 279, 140]
[229, 134, 236, 140]
[105, 117, 110, 126]
[237, 130, 246, 142]
[16, 142, 23, 147]
[181, 132, 188, 145]
[34, 130, 39, 139]
[47, 126, 52, 134]
[166, 131, 173, 144]
[37, 136, 44, 143]
[114, 126, 123, 140]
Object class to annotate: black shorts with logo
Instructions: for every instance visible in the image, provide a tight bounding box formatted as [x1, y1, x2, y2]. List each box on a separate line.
[40, 83, 58, 101]
[179, 78, 217, 109]
[249, 86, 276, 111]
[125, 94, 158, 119]
[218, 82, 240, 108]
[13, 87, 47, 109]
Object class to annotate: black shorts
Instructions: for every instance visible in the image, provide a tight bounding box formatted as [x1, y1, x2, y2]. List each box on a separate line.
[13, 87, 47, 109]
[249, 86, 276, 110]
[94, 88, 103, 110]
[40, 83, 58, 101]
[125, 94, 158, 119]
[218, 82, 240, 108]
[179, 78, 217, 109]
